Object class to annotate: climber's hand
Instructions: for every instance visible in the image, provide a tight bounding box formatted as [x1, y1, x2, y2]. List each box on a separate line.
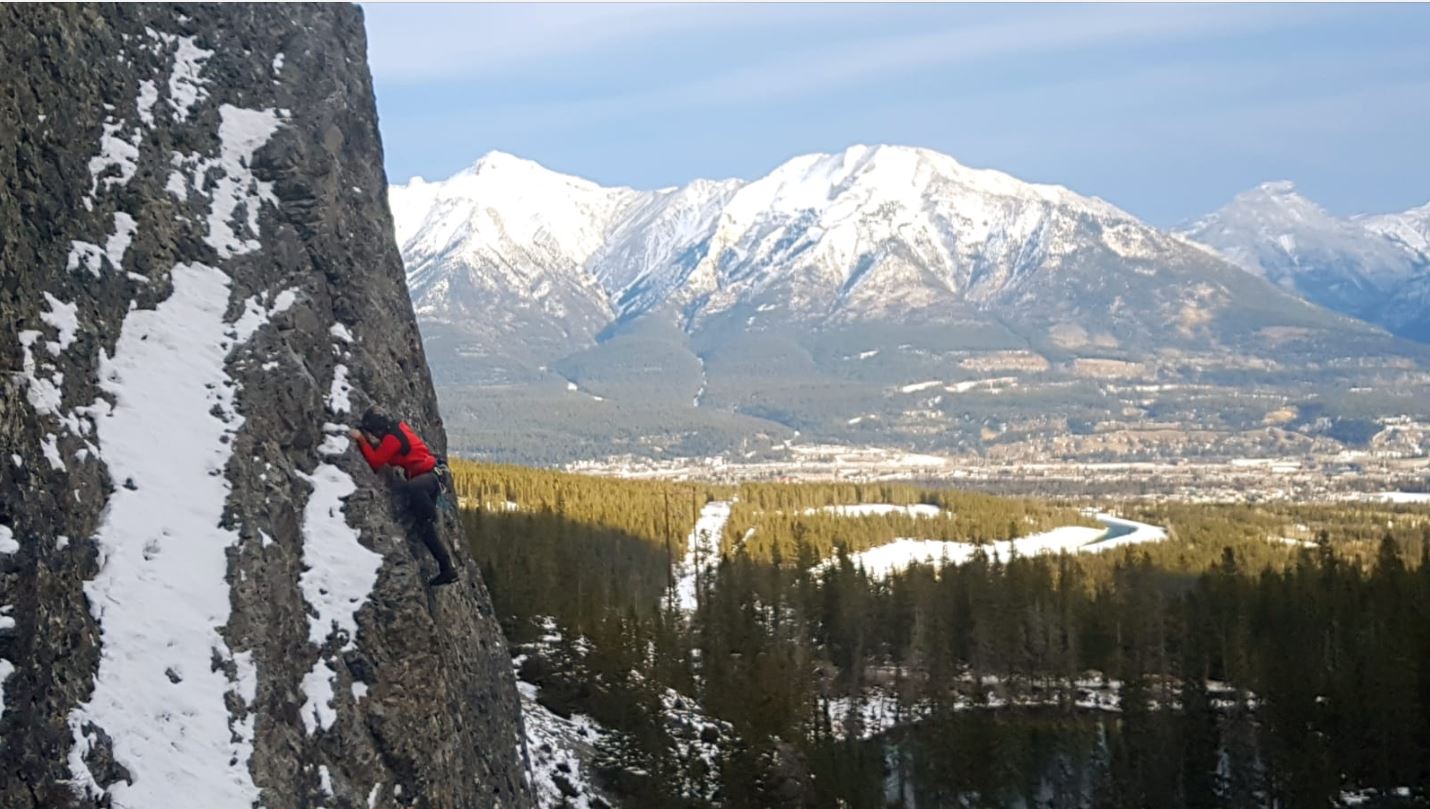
[349, 427, 363, 442]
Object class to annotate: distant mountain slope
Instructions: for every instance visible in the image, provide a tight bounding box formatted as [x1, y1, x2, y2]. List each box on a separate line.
[1360, 201, 1430, 256]
[391, 148, 1430, 464]
[1179, 182, 1430, 341]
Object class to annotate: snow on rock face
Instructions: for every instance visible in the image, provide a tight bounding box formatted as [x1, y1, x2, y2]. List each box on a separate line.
[69, 263, 264, 807]
[296, 456, 382, 734]
[328, 363, 353, 414]
[40, 292, 79, 354]
[66, 212, 137, 276]
[67, 26, 290, 799]
[0, 6, 531, 807]
[205, 105, 281, 257]
[149, 28, 213, 122]
[0, 524, 14, 715]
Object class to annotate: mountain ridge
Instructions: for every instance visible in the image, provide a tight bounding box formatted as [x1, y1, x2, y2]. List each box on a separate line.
[1178, 182, 1430, 340]
[393, 144, 1239, 329]
[391, 145, 1430, 465]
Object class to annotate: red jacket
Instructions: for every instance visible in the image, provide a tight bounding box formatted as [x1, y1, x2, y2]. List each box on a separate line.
[358, 421, 437, 478]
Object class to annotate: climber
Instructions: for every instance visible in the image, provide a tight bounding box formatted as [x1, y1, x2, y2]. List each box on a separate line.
[350, 405, 459, 587]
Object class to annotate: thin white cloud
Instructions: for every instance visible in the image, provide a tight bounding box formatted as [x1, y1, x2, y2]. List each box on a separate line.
[364, 3, 845, 83]
[430, 4, 1351, 136]
[364, 4, 675, 81]
[665, 5, 1297, 107]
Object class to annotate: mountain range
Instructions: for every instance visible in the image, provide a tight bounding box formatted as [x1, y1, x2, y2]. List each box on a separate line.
[390, 146, 1430, 464]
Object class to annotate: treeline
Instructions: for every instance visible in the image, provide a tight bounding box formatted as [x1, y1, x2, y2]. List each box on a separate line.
[1132, 500, 1430, 556]
[452, 460, 720, 639]
[451, 461, 724, 544]
[726, 481, 1095, 561]
[663, 533, 1430, 806]
[454, 465, 1103, 636]
[456, 463, 1430, 806]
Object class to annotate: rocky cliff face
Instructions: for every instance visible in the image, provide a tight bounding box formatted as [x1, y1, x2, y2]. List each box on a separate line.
[0, 6, 530, 808]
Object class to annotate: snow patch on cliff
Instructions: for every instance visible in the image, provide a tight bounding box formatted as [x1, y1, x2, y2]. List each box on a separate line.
[205, 106, 281, 257]
[64, 34, 291, 800]
[297, 336, 379, 735]
[67, 263, 262, 807]
[297, 464, 380, 652]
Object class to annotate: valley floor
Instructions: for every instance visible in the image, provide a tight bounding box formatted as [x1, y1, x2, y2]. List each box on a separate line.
[568, 442, 1430, 504]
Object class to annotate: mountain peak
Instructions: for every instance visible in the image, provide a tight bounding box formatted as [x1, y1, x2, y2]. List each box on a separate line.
[460, 149, 561, 179]
[1211, 180, 1329, 223]
[1254, 180, 1299, 196]
[1181, 183, 1429, 332]
[739, 143, 1128, 226]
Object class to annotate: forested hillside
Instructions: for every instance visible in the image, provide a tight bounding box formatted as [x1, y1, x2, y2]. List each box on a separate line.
[453, 462, 1430, 807]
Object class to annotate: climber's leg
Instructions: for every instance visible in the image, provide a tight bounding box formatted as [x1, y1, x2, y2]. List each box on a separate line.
[400, 473, 458, 585]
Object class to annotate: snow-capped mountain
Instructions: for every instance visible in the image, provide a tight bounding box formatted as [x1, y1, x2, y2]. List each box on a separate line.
[1359, 201, 1430, 257]
[393, 145, 1259, 340]
[1179, 183, 1430, 340]
[607, 145, 1170, 327]
[391, 152, 639, 364]
[390, 146, 1430, 463]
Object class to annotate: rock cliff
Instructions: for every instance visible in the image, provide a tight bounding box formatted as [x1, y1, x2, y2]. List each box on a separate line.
[0, 5, 530, 807]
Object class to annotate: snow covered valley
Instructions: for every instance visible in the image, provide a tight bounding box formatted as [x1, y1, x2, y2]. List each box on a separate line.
[819, 512, 1168, 578]
[672, 499, 1171, 586]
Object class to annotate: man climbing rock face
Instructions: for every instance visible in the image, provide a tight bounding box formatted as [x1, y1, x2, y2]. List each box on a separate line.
[350, 405, 459, 586]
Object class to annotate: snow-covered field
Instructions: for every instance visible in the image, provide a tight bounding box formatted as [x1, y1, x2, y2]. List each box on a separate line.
[1374, 491, 1430, 504]
[804, 503, 944, 519]
[818, 514, 1167, 578]
[672, 501, 1166, 584]
[674, 500, 732, 612]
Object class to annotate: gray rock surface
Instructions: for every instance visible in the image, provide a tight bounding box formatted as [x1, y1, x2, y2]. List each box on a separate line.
[0, 5, 530, 807]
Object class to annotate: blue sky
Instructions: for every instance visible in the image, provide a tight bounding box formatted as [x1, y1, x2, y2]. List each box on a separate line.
[364, 3, 1430, 226]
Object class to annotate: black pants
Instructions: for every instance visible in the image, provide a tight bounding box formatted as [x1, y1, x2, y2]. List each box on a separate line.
[399, 472, 453, 572]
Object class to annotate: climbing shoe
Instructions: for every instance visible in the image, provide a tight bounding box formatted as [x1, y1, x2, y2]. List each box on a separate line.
[428, 568, 459, 587]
